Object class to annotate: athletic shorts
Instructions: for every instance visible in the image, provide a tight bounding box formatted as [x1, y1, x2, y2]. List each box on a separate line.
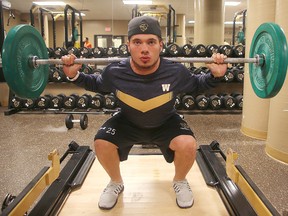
[94, 112, 195, 163]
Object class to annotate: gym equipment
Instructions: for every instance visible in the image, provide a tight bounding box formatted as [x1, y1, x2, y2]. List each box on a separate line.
[195, 94, 210, 110]
[35, 94, 52, 109]
[50, 94, 65, 109]
[10, 96, 23, 109]
[65, 114, 88, 130]
[90, 93, 104, 109]
[63, 94, 79, 109]
[1, 23, 287, 99]
[104, 93, 118, 109]
[223, 67, 235, 82]
[76, 94, 91, 109]
[181, 94, 196, 110]
[209, 94, 222, 110]
[118, 44, 130, 57]
[206, 44, 219, 57]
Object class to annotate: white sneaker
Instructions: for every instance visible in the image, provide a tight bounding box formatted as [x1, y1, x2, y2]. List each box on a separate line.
[173, 179, 194, 208]
[98, 181, 124, 210]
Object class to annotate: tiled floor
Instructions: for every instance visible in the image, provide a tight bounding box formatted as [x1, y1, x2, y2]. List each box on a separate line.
[0, 107, 287, 215]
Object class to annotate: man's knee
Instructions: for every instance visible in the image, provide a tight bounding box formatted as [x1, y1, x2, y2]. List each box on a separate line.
[94, 139, 117, 154]
[170, 135, 197, 153]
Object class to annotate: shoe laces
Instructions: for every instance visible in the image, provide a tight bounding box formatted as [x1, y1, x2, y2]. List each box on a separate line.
[173, 180, 192, 194]
[103, 182, 123, 195]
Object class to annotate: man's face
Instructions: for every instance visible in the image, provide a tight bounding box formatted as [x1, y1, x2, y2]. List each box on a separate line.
[127, 34, 163, 71]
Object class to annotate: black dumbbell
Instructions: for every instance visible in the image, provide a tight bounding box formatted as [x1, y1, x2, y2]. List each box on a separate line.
[49, 67, 66, 82]
[174, 95, 182, 110]
[196, 94, 209, 110]
[218, 45, 233, 57]
[67, 46, 80, 57]
[181, 44, 194, 57]
[50, 94, 65, 109]
[181, 94, 196, 110]
[232, 66, 244, 82]
[119, 44, 130, 57]
[79, 47, 92, 58]
[206, 44, 219, 57]
[54, 47, 67, 58]
[231, 92, 243, 109]
[106, 47, 118, 57]
[76, 94, 92, 109]
[63, 94, 79, 109]
[90, 93, 104, 109]
[23, 98, 36, 109]
[47, 47, 55, 58]
[209, 94, 222, 110]
[223, 67, 235, 82]
[35, 94, 52, 109]
[81, 65, 93, 74]
[104, 93, 118, 109]
[160, 44, 168, 56]
[219, 93, 236, 110]
[167, 43, 181, 57]
[192, 44, 207, 57]
[10, 96, 23, 109]
[65, 114, 88, 130]
[92, 47, 105, 58]
[233, 44, 245, 57]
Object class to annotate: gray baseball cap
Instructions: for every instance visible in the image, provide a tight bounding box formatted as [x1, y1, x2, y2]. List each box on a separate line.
[128, 16, 161, 39]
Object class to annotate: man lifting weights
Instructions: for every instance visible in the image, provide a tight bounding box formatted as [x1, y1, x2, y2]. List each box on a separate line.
[62, 16, 227, 210]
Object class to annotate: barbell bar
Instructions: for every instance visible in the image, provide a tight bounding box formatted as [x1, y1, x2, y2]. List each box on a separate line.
[1, 22, 287, 99]
[31, 55, 261, 67]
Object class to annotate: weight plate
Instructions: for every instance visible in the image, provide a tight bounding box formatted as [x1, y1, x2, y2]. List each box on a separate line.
[249, 22, 288, 98]
[80, 114, 88, 130]
[2, 25, 49, 98]
[65, 114, 74, 129]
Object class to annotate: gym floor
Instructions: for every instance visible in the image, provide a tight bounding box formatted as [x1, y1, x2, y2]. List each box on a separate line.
[0, 107, 287, 215]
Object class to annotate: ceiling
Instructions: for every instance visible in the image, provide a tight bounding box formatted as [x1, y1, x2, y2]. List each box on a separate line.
[7, 0, 247, 25]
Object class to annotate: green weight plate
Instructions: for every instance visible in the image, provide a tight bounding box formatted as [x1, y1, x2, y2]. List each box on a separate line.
[2, 25, 49, 98]
[249, 22, 288, 98]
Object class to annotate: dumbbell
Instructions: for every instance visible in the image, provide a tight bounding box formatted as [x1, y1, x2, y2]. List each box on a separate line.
[208, 94, 222, 110]
[65, 114, 88, 130]
[232, 65, 244, 82]
[35, 94, 52, 109]
[181, 44, 194, 57]
[219, 93, 236, 110]
[195, 94, 210, 110]
[218, 45, 233, 57]
[106, 47, 118, 57]
[67, 46, 80, 57]
[23, 98, 36, 109]
[92, 47, 105, 58]
[54, 47, 67, 58]
[50, 94, 65, 109]
[206, 44, 219, 57]
[231, 92, 243, 109]
[181, 94, 196, 110]
[76, 94, 92, 109]
[174, 95, 182, 110]
[119, 44, 130, 57]
[79, 47, 92, 58]
[233, 44, 245, 57]
[160, 44, 168, 56]
[63, 94, 79, 109]
[223, 67, 235, 82]
[47, 47, 55, 58]
[167, 43, 181, 57]
[192, 44, 207, 57]
[49, 67, 66, 82]
[10, 96, 23, 109]
[104, 93, 118, 109]
[90, 93, 104, 109]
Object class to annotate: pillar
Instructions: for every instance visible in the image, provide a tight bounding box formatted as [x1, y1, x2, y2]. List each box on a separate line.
[240, 0, 276, 140]
[44, 14, 49, 47]
[194, 0, 224, 45]
[176, 14, 186, 46]
[265, 0, 288, 163]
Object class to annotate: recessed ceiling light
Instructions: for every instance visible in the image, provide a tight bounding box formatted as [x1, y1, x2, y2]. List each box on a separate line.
[123, 0, 152, 5]
[33, 1, 66, 6]
[225, 1, 241, 6]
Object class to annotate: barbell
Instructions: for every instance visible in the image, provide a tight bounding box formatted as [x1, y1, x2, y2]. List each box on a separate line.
[1, 22, 287, 99]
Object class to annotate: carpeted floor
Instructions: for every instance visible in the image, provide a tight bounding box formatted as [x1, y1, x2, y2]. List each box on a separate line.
[0, 107, 287, 215]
